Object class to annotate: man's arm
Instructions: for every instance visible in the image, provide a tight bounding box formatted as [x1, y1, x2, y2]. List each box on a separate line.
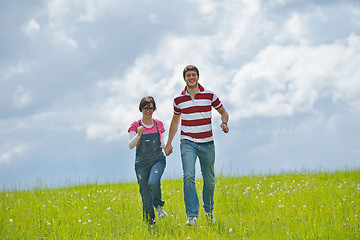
[165, 113, 181, 156]
[216, 106, 229, 133]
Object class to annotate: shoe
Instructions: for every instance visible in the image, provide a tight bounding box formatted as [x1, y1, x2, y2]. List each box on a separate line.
[205, 212, 216, 223]
[155, 206, 167, 219]
[185, 216, 197, 226]
[147, 219, 156, 225]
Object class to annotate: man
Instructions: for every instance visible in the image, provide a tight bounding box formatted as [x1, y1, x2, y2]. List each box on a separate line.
[165, 65, 229, 226]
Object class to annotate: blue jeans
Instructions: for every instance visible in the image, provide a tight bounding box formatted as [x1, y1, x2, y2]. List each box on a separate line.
[180, 139, 215, 217]
[135, 158, 166, 222]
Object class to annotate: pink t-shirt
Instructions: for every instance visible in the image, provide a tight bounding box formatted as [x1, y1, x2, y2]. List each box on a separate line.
[128, 119, 165, 147]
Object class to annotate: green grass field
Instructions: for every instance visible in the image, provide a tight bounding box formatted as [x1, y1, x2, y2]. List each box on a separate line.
[1, 169, 359, 239]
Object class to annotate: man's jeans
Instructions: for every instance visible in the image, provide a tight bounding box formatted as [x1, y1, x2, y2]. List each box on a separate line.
[180, 139, 215, 217]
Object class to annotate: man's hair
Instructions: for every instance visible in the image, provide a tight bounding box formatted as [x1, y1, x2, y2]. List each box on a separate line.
[183, 65, 199, 79]
[139, 96, 156, 112]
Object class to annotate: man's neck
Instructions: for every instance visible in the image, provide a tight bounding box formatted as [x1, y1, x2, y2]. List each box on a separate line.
[186, 85, 199, 98]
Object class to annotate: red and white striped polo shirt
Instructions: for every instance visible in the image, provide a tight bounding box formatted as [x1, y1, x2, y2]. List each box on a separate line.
[173, 83, 223, 143]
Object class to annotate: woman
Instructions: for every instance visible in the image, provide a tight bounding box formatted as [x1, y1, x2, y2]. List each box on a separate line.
[128, 96, 167, 225]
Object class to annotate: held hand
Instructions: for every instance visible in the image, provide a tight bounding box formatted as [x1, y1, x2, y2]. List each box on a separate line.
[220, 122, 229, 133]
[137, 126, 144, 136]
[164, 144, 173, 156]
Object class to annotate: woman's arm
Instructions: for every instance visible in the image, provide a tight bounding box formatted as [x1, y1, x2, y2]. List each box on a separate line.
[128, 131, 140, 149]
[160, 132, 166, 149]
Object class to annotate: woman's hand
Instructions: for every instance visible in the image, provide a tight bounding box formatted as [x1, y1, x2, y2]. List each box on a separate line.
[137, 126, 144, 136]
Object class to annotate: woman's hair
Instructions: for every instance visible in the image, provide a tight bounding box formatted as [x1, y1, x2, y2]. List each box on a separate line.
[183, 65, 199, 79]
[139, 96, 156, 112]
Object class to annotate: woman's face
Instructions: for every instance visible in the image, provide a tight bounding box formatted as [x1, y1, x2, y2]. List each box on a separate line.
[142, 103, 154, 118]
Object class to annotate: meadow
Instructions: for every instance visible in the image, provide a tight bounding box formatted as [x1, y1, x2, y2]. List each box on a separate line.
[1, 169, 359, 239]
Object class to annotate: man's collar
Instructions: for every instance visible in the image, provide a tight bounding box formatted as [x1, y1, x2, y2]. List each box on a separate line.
[181, 83, 205, 95]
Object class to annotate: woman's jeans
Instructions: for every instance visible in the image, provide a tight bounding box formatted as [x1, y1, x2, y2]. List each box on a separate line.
[180, 139, 215, 217]
[135, 158, 166, 222]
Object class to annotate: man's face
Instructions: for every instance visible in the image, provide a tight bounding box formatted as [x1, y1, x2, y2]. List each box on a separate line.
[184, 70, 199, 89]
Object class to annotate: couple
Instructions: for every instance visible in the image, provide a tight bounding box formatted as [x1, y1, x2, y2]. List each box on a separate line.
[128, 65, 229, 226]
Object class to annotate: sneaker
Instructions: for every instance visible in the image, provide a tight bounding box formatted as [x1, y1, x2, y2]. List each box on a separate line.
[205, 212, 216, 223]
[147, 219, 156, 225]
[185, 216, 197, 226]
[155, 206, 167, 219]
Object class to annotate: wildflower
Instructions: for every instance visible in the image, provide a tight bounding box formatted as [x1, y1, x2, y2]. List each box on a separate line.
[229, 228, 233, 233]
[78, 220, 82, 223]
[9, 219, 13, 222]
[107, 207, 111, 211]
[84, 206, 87, 209]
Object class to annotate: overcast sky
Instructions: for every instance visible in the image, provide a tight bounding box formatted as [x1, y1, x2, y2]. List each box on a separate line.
[1, 0, 360, 190]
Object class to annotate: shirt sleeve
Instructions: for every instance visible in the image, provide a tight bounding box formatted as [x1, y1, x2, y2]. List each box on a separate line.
[128, 131, 140, 149]
[173, 99, 181, 115]
[211, 92, 223, 109]
[128, 120, 139, 133]
[156, 120, 165, 134]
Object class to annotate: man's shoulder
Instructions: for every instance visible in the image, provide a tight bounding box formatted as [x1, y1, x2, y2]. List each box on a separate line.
[174, 94, 191, 105]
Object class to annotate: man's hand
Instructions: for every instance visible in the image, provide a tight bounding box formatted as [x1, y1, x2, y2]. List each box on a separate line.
[220, 122, 229, 133]
[137, 126, 144, 136]
[165, 143, 173, 156]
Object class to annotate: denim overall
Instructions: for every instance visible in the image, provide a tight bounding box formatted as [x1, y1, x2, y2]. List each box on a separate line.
[135, 120, 166, 223]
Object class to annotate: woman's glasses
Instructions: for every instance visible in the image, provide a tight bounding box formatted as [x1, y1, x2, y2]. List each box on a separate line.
[142, 107, 154, 111]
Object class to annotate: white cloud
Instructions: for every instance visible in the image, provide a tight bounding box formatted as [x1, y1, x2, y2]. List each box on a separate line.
[227, 34, 360, 120]
[53, 30, 78, 48]
[275, 13, 307, 44]
[0, 145, 27, 164]
[149, 13, 160, 24]
[12, 86, 32, 109]
[23, 19, 41, 36]
[0, 63, 29, 82]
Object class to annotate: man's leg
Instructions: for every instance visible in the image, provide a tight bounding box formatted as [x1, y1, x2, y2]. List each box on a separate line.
[198, 143, 215, 214]
[180, 140, 199, 217]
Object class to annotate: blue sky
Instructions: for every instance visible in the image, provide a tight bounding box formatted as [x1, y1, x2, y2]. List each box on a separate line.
[1, 0, 360, 190]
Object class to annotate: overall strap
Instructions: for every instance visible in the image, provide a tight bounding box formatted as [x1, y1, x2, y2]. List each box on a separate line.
[138, 120, 142, 127]
[154, 120, 159, 133]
